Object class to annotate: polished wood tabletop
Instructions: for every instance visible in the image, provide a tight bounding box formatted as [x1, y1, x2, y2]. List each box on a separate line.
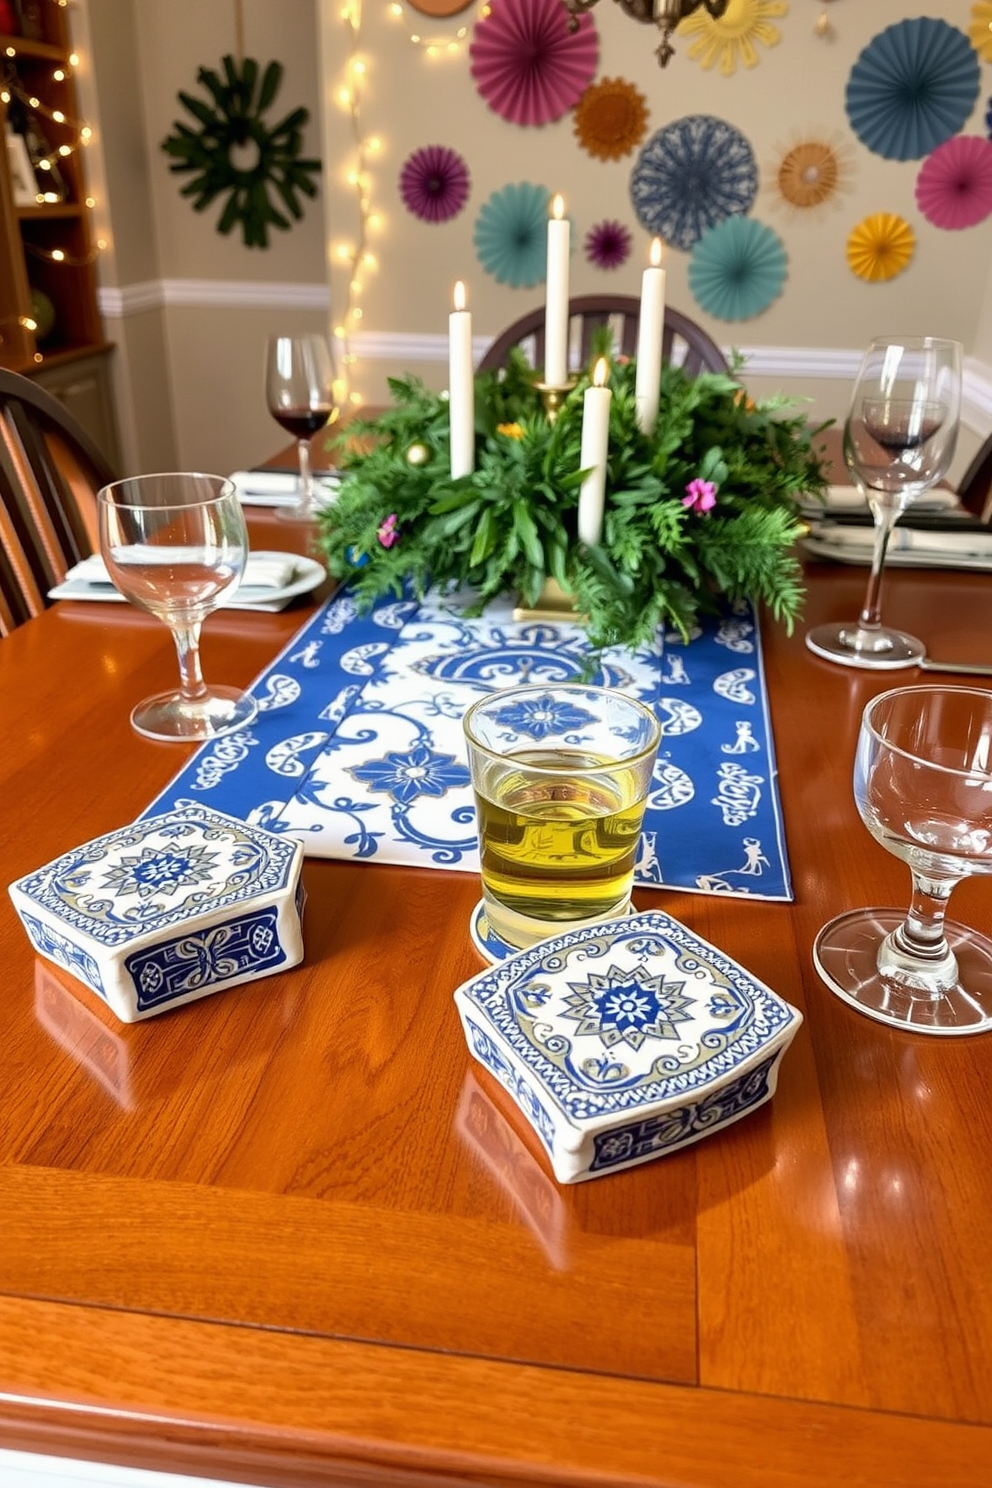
[1, 508, 992, 1487]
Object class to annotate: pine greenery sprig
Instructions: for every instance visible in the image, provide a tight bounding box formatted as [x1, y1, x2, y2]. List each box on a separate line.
[316, 352, 830, 653]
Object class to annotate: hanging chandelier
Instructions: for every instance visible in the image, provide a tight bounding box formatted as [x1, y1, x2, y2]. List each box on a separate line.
[562, 0, 730, 67]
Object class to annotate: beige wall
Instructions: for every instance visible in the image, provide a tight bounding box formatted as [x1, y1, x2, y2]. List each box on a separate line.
[77, 0, 992, 482]
[83, 0, 327, 475]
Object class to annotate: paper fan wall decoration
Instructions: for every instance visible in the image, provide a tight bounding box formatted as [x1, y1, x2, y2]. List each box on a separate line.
[469, 0, 598, 127]
[916, 135, 992, 229]
[399, 145, 470, 223]
[688, 217, 786, 321]
[474, 182, 556, 287]
[846, 18, 980, 161]
[585, 219, 632, 270]
[767, 134, 853, 215]
[630, 115, 758, 252]
[846, 214, 914, 282]
[677, 0, 788, 77]
[969, 3, 992, 62]
[574, 77, 648, 161]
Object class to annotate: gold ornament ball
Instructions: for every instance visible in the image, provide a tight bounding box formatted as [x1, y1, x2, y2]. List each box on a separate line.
[406, 442, 430, 466]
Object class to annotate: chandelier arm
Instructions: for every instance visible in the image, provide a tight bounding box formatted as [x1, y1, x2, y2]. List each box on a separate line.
[562, 0, 730, 63]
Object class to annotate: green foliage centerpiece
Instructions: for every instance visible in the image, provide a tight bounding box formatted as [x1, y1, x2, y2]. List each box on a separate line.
[316, 351, 829, 654]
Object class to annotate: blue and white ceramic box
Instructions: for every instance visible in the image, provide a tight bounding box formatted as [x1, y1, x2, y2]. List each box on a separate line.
[8, 805, 305, 1024]
[453, 910, 802, 1185]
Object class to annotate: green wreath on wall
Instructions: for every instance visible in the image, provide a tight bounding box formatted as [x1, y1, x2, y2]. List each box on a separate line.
[161, 54, 321, 249]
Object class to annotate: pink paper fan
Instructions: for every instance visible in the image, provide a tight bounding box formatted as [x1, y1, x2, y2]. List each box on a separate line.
[470, 0, 598, 128]
[916, 135, 992, 230]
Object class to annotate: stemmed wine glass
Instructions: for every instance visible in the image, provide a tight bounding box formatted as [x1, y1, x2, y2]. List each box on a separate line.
[265, 333, 337, 523]
[814, 685, 992, 1036]
[98, 472, 259, 742]
[806, 336, 962, 670]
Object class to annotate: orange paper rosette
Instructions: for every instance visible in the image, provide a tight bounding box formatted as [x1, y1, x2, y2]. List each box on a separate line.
[968, 2, 992, 63]
[573, 76, 648, 161]
[846, 213, 915, 282]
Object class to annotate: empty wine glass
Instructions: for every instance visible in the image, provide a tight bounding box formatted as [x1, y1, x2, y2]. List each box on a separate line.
[806, 335, 962, 670]
[98, 472, 259, 742]
[814, 685, 992, 1036]
[265, 333, 337, 523]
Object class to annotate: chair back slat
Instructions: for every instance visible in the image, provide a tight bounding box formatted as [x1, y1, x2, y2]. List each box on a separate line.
[478, 296, 729, 378]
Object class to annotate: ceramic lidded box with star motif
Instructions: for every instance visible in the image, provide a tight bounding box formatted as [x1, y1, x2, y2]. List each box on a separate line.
[8, 805, 305, 1024]
[453, 909, 802, 1185]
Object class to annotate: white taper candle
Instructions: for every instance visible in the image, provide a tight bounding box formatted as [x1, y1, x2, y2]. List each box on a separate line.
[544, 194, 570, 389]
[448, 279, 475, 480]
[578, 358, 612, 548]
[635, 237, 666, 435]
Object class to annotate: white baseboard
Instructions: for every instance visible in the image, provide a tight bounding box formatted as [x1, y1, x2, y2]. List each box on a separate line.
[96, 281, 992, 436]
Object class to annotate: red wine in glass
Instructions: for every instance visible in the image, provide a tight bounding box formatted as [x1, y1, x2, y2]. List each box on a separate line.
[265, 335, 337, 522]
[270, 405, 335, 442]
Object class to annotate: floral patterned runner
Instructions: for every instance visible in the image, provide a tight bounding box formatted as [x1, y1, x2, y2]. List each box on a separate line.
[143, 586, 792, 901]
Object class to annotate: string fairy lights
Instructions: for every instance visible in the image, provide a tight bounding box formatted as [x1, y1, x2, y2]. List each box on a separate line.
[333, 0, 384, 408]
[385, 1, 488, 61]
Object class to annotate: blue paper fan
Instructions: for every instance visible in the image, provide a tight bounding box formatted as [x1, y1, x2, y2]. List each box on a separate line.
[846, 18, 980, 162]
[473, 182, 554, 288]
[688, 217, 786, 322]
[629, 115, 757, 253]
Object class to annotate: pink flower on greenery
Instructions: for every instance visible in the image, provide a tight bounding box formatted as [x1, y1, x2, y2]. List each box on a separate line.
[377, 513, 399, 548]
[683, 478, 717, 514]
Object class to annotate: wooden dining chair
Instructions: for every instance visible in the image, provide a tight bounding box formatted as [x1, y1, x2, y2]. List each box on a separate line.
[0, 367, 116, 635]
[956, 427, 992, 520]
[476, 295, 730, 378]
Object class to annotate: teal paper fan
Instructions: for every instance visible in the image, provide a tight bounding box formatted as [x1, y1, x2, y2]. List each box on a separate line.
[688, 217, 786, 322]
[473, 181, 556, 288]
[846, 18, 980, 162]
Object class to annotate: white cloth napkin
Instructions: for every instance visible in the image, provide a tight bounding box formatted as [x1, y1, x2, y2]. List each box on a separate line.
[228, 469, 340, 507]
[66, 552, 300, 591]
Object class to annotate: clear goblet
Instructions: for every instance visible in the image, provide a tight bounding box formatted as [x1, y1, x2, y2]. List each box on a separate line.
[98, 472, 259, 742]
[806, 335, 962, 670]
[814, 684, 992, 1036]
[265, 333, 337, 523]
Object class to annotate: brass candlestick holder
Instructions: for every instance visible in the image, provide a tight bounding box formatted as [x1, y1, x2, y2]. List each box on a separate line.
[536, 378, 578, 424]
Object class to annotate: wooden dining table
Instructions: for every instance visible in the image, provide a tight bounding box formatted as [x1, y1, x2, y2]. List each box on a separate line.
[1, 499, 992, 1488]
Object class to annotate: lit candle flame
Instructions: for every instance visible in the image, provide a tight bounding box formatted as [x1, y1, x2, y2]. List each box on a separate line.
[650, 237, 664, 268]
[453, 280, 466, 312]
[551, 193, 564, 221]
[593, 357, 608, 388]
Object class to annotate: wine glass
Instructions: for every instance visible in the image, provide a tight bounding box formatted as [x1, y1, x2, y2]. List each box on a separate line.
[806, 336, 962, 670]
[98, 472, 259, 742]
[264, 334, 337, 523]
[814, 684, 992, 1036]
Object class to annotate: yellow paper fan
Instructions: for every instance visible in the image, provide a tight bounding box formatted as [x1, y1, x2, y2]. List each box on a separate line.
[678, 0, 787, 77]
[573, 76, 649, 161]
[846, 213, 915, 282]
[969, 2, 992, 63]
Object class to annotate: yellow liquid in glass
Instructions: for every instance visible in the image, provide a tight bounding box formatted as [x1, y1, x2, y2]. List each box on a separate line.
[475, 749, 645, 932]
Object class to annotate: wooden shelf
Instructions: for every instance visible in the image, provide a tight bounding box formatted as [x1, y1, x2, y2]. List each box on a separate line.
[0, 34, 67, 63]
[0, 9, 118, 463]
[16, 203, 84, 221]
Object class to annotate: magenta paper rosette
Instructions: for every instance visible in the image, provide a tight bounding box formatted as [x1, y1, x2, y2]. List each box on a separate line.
[399, 144, 470, 224]
[470, 0, 598, 127]
[916, 135, 992, 230]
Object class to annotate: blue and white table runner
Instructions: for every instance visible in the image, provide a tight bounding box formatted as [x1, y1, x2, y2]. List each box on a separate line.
[144, 587, 792, 901]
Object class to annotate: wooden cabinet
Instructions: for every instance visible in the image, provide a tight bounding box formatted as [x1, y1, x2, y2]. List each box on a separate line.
[0, 0, 118, 463]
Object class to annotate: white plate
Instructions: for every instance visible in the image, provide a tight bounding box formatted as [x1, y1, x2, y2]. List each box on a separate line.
[801, 534, 992, 572]
[48, 553, 327, 611]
